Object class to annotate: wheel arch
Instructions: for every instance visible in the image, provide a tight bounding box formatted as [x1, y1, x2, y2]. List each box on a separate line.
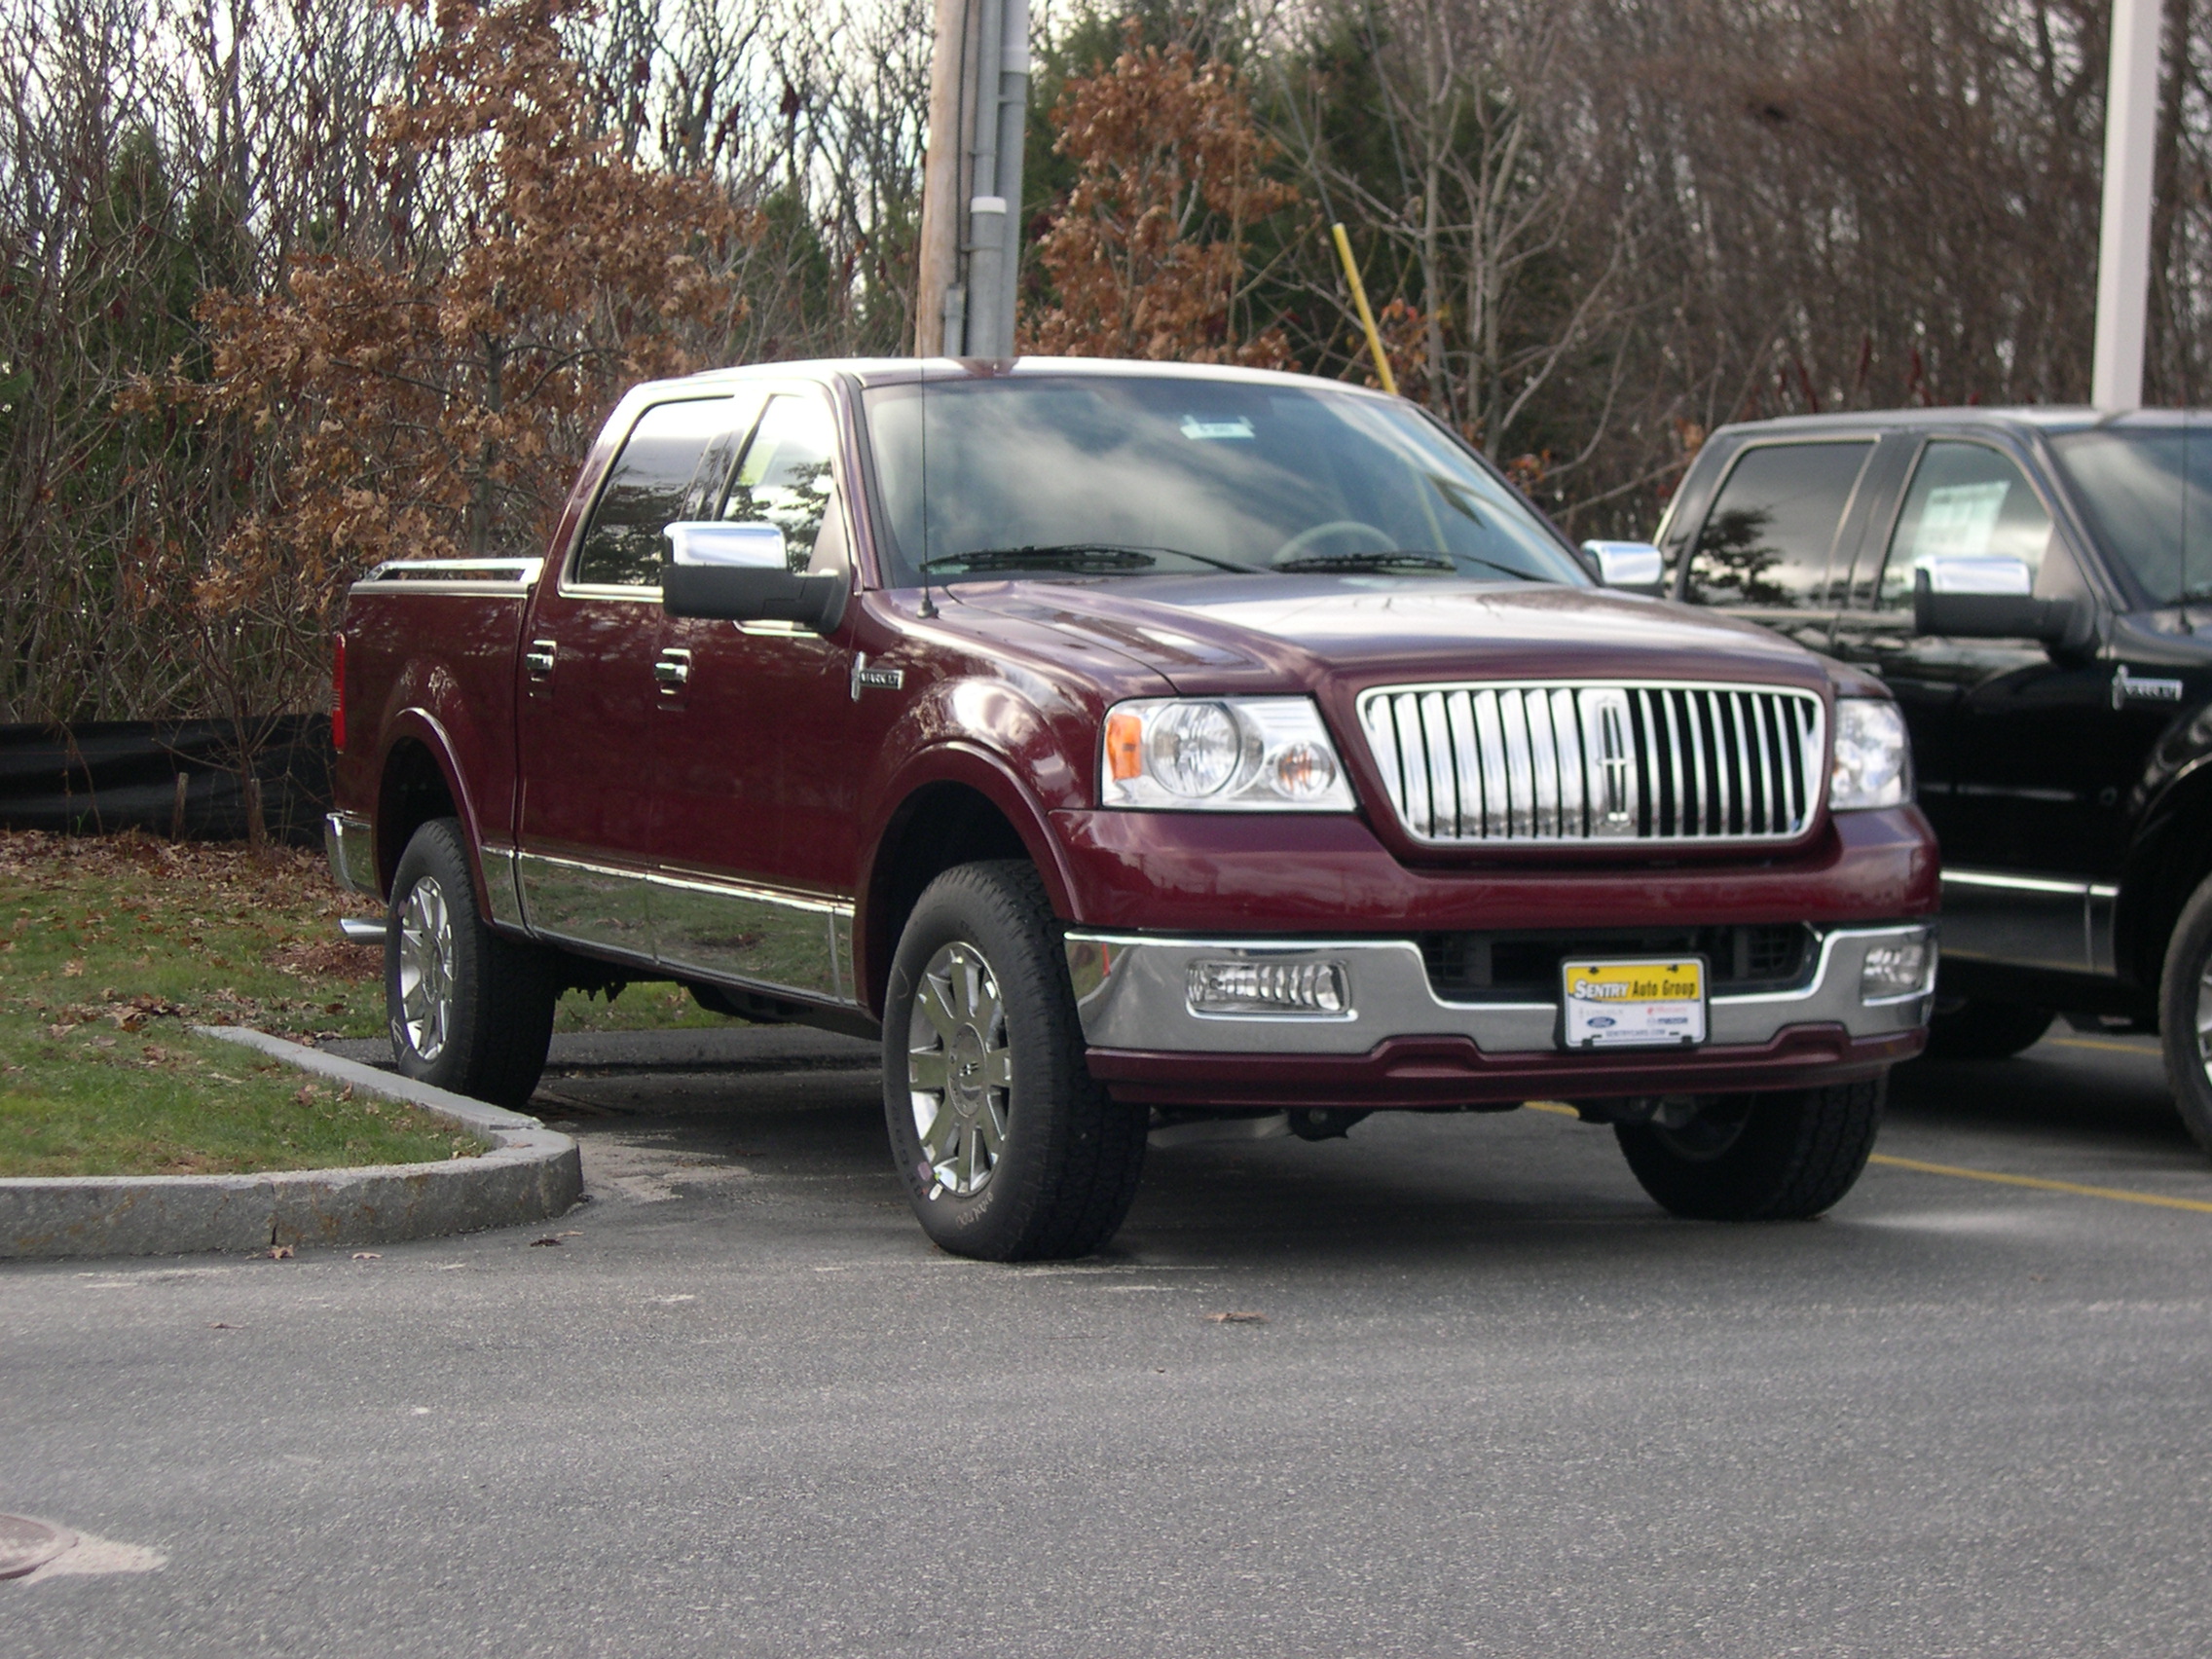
[2121, 756, 2212, 988]
[858, 750, 1080, 1019]
[375, 714, 490, 917]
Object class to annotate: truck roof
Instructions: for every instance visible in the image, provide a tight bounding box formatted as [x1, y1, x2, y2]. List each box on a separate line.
[632, 355, 1396, 402]
[1708, 405, 2205, 443]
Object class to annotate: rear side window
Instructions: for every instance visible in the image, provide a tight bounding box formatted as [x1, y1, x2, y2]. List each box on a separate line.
[1683, 441, 1872, 608]
[716, 393, 838, 573]
[1876, 440, 2054, 608]
[571, 398, 730, 588]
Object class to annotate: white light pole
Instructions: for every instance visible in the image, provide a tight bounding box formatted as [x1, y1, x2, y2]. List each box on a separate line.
[2092, 0, 2161, 410]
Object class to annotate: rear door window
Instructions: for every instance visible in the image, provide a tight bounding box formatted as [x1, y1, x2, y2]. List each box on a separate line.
[1683, 441, 1873, 608]
[1875, 440, 2053, 608]
[571, 397, 732, 589]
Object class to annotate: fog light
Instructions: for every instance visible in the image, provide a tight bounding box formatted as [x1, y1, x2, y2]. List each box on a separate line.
[1188, 960, 1349, 1016]
[1861, 935, 1935, 1002]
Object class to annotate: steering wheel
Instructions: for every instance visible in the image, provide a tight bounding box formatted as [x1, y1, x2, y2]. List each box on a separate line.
[1272, 520, 1395, 564]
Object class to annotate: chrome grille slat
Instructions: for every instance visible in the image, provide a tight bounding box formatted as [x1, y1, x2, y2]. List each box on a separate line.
[1355, 681, 1825, 847]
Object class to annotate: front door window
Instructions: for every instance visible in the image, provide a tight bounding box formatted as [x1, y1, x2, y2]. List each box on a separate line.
[1875, 440, 2053, 609]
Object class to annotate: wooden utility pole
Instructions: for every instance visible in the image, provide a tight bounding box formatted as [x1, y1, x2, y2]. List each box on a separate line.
[915, 0, 1029, 358]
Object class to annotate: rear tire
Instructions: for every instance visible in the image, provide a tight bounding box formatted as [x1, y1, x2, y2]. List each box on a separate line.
[1924, 999, 2053, 1060]
[1616, 1078, 1885, 1220]
[882, 861, 1147, 1261]
[2157, 869, 2212, 1158]
[385, 818, 559, 1109]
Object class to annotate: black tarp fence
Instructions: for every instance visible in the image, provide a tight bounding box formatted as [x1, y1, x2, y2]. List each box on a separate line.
[0, 718, 335, 847]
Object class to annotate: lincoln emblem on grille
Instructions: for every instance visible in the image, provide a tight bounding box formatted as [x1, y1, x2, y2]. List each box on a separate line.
[1596, 702, 1632, 824]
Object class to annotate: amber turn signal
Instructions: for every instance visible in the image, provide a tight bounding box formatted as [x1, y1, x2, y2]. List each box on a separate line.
[1105, 710, 1144, 781]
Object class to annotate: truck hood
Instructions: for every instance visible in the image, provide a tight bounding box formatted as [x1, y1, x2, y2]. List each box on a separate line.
[942, 573, 1843, 696]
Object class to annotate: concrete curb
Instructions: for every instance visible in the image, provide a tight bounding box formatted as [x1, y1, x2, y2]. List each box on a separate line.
[0, 1028, 580, 1261]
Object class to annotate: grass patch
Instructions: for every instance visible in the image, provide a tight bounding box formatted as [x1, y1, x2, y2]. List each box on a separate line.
[0, 829, 723, 1176]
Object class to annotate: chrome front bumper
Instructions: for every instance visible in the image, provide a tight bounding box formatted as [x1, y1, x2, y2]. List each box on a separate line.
[1063, 924, 1935, 1055]
[324, 811, 380, 901]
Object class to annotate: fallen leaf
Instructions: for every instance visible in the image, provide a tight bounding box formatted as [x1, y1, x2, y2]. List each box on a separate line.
[294, 1085, 318, 1104]
[530, 1236, 563, 1247]
[268, 1244, 295, 1260]
[62, 958, 84, 977]
[209, 1321, 240, 1329]
[1205, 1311, 1267, 1324]
[351, 1251, 382, 1261]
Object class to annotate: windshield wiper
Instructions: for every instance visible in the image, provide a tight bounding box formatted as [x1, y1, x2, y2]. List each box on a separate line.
[1274, 550, 1456, 573]
[1275, 549, 1540, 581]
[922, 544, 1162, 573]
[920, 543, 1270, 576]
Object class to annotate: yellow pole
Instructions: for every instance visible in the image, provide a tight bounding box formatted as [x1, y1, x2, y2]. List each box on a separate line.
[1331, 222, 1399, 396]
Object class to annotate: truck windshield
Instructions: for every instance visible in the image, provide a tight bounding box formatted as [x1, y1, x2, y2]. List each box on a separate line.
[861, 374, 1587, 587]
[2048, 423, 2212, 606]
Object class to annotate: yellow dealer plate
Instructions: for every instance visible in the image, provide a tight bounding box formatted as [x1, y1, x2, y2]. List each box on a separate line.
[1560, 957, 1708, 1051]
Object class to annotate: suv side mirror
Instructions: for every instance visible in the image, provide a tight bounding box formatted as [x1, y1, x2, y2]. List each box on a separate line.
[1581, 539, 1668, 595]
[661, 522, 846, 633]
[1913, 562, 2084, 651]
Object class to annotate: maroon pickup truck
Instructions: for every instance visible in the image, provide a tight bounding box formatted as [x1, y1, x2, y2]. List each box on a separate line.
[327, 357, 1937, 1259]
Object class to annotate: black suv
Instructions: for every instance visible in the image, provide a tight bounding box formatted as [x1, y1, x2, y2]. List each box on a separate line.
[1657, 408, 2212, 1152]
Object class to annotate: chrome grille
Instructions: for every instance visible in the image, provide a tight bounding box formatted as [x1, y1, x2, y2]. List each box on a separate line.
[1356, 682, 1825, 845]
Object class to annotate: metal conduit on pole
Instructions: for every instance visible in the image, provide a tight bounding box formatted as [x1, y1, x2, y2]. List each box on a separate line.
[2092, 0, 2161, 411]
[916, 0, 1029, 358]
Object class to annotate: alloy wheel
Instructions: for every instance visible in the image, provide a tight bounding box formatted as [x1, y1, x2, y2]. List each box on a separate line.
[906, 940, 1013, 1196]
[397, 875, 456, 1063]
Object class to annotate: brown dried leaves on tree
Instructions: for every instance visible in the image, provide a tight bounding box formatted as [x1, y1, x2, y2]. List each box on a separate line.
[1023, 29, 1297, 367]
[144, 0, 756, 631]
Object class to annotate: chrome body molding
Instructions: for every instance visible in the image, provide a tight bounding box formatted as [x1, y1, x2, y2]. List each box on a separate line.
[512, 850, 857, 1006]
[350, 557, 544, 597]
[517, 851, 654, 956]
[324, 812, 380, 901]
[1939, 868, 2122, 979]
[1061, 925, 1934, 1055]
[479, 844, 528, 931]
[651, 869, 852, 1003]
[1356, 680, 1825, 848]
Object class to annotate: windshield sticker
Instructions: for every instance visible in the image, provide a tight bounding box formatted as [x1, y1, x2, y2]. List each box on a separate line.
[1179, 415, 1255, 441]
[1914, 481, 2009, 560]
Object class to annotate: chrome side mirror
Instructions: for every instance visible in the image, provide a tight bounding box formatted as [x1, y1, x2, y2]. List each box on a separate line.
[661, 520, 844, 632]
[1581, 539, 1668, 595]
[666, 520, 789, 571]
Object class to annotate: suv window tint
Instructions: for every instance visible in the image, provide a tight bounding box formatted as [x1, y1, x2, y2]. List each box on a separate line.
[1684, 441, 1871, 608]
[1877, 440, 2053, 608]
[572, 398, 730, 588]
[718, 393, 837, 573]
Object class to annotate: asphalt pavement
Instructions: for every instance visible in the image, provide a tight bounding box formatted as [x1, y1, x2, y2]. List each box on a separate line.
[5, 1024, 2210, 1656]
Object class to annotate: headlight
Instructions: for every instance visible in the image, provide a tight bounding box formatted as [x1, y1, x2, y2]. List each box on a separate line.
[1831, 698, 1910, 810]
[1102, 697, 1357, 810]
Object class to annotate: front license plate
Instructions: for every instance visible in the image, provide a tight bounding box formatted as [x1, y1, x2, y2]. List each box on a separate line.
[1560, 957, 1708, 1050]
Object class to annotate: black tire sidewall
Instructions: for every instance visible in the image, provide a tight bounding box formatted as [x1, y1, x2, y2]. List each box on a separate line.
[881, 862, 1118, 1260]
[2158, 874, 2212, 1155]
[1616, 1079, 1884, 1221]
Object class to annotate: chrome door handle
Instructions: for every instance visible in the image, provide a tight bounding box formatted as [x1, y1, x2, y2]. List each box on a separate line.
[525, 640, 557, 681]
[653, 649, 692, 694]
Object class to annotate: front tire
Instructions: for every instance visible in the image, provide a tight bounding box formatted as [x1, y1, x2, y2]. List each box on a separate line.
[882, 861, 1147, 1261]
[2158, 870, 2212, 1157]
[1924, 999, 2054, 1060]
[1615, 1078, 1885, 1220]
[385, 818, 559, 1109]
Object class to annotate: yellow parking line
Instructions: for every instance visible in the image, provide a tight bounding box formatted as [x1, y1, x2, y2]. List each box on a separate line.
[2049, 1037, 2159, 1056]
[1867, 1153, 2212, 1214]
